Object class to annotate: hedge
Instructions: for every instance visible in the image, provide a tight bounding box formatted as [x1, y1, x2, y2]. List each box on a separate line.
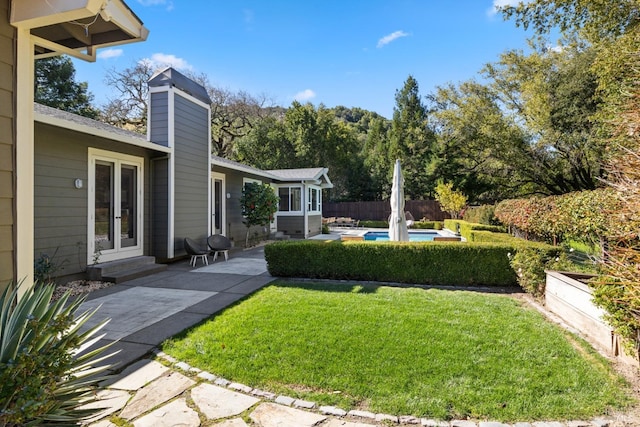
[265, 240, 523, 287]
[443, 219, 508, 242]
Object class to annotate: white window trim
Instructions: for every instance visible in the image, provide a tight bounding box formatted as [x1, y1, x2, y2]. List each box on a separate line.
[307, 185, 322, 214]
[277, 185, 304, 216]
[87, 148, 144, 264]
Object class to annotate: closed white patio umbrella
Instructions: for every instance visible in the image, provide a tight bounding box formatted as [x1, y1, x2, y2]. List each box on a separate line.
[389, 159, 409, 242]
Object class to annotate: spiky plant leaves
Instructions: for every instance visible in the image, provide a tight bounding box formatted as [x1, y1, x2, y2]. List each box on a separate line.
[0, 282, 119, 425]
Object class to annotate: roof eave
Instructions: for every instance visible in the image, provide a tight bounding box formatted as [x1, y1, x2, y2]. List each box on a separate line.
[35, 110, 171, 154]
[11, 0, 148, 62]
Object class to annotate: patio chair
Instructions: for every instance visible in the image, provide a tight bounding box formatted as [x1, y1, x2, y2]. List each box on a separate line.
[184, 237, 209, 267]
[207, 234, 232, 262]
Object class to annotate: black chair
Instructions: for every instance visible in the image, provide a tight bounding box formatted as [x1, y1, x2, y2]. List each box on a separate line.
[184, 237, 209, 267]
[207, 234, 232, 262]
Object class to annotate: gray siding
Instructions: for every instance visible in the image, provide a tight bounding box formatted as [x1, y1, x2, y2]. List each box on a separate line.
[0, 0, 14, 288]
[149, 92, 168, 146]
[277, 216, 305, 238]
[308, 214, 321, 237]
[211, 166, 272, 247]
[34, 122, 156, 279]
[152, 158, 169, 260]
[173, 93, 209, 255]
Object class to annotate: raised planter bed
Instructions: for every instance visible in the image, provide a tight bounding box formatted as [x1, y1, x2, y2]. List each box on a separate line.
[545, 270, 638, 367]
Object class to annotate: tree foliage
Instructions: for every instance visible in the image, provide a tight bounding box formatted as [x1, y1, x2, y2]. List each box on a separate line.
[35, 56, 99, 119]
[234, 102, 370, 201]
[102, 60, 154, 133]
[240, 182, 279, 247]
[389, 75, 436, 199]
[434, 181, 467, 219]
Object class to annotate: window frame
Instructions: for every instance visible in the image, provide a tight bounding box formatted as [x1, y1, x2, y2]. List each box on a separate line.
[278, 185, 303, 215]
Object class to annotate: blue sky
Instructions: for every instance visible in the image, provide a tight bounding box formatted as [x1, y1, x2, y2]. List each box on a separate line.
[72, 0, 536, 119]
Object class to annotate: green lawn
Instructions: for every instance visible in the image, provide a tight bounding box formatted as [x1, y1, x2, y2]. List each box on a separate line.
[161, 282, 632, 421]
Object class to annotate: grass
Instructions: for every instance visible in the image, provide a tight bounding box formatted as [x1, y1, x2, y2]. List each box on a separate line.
[161, 282, 633, 421]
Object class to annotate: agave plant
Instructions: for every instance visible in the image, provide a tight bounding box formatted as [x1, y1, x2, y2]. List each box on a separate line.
[0, 282, 118, 426]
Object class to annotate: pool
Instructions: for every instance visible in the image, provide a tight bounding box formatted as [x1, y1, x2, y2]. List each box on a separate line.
[364, 231, 440, 242]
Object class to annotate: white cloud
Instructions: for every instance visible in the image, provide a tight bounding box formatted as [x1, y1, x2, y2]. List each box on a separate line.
[377, 30, 409, 48]
[293, 89, 316, 102]
[488, 0, 526, 17]
[143, 53, 193, 71]
[97, 48, 123, 60]
[136, 0, 173, 11]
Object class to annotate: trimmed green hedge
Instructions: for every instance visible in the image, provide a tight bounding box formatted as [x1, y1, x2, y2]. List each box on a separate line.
[265, 240, 519, 286]
[443, 219, 508, 242]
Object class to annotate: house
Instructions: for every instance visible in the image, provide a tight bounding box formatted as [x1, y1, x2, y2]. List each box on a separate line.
[32, 67, 332, 281]
[1, 0, 148, 293]
[210, 157, 333, 242]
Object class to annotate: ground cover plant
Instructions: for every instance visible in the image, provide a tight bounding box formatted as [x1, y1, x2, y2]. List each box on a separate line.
[161, 281, 632, 422]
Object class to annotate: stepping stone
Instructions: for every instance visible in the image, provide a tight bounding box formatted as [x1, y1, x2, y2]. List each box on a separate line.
[250, 402, 327, 427]
[120, 371, 195, 420]
[103, 359, 169, 390]
[133, 398, 200, 427]
[80, 389, 131, 424]
[215, 419, 249, 427]
[88, 420, 119, 427]
[191, 383, 260, 420]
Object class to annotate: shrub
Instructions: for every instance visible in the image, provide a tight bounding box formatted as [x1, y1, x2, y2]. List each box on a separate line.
[508, 245, 563, 297]
[495, 190, 619, 246]
[413, 220, 443, 230]
[443, 219, 506, 241]
[265, 240, 518, 286]
[0, 282, 116, 425]
[359, 220, 388, 228]
[463, 205, 497, 225]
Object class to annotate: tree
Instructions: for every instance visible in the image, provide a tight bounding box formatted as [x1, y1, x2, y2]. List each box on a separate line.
[188, 72, 276, 158]
[427, 42, 605, 201]
[434, 181, 467, 219]
[240, 182, 279, 247]
[35, 56, 99, 119]
[499, 0, 639, 43]
[102, 60, 155, 133]
[389, 75, 437, 199]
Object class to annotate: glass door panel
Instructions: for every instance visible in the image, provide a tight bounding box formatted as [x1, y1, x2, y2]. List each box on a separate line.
[120, 165, 138, 248]
[213, 178, 222, 234]
[95, 161, 114, 251]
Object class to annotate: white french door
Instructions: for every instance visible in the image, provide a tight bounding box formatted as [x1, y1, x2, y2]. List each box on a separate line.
[88, 149, 144, 264]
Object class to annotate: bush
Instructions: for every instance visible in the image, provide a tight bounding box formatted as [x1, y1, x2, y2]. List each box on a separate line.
[443, 219, 506, 241]
[0, 282, 115, 425]
[265, 240, 518, 286]
[508, 245, 564, 297]
[413, 221, 443, 230]
[463, 205, 497, 225]
[359, 220, 388, 228]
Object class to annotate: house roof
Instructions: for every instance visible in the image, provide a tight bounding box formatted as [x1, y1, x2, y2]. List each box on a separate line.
[211, 156, 333, 188]
[211, 155, 274, 180]
[149, 67, 212, 105]
[34, 103, 171, 153]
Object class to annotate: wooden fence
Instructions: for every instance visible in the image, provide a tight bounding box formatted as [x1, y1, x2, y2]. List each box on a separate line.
[323, 200, 449, 221]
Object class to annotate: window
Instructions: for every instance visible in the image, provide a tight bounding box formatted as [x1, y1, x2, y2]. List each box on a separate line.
[308, 187, 321, 213]
[278, 186, 302, 212]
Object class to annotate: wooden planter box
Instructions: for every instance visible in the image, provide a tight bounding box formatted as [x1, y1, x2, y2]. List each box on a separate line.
[545, 270, 638, 367]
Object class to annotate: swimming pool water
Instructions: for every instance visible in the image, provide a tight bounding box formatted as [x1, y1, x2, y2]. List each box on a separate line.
[363, 231, 439, 242]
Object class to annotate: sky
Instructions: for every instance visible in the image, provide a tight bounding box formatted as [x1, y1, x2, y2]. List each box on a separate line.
[72, 0, 539, 119]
